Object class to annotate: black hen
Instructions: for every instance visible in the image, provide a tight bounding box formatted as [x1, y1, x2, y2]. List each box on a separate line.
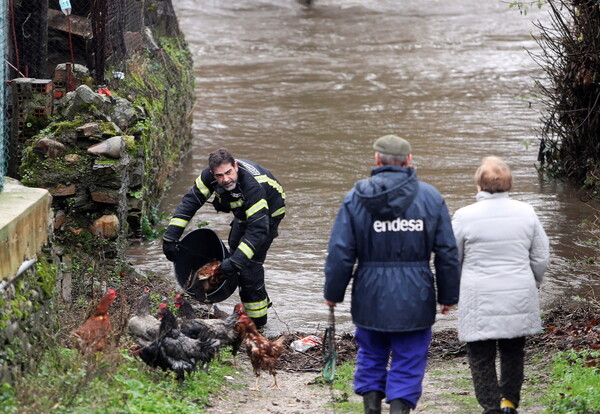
[174, 293, 228, 319]
[174, 296, 246, 365]
[134, 303, 221, 382]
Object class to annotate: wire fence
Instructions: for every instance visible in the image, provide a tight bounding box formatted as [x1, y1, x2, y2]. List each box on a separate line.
[7, 0, 144, 81]
[1, 0, 8, 192]
[1, 0, 183, 186]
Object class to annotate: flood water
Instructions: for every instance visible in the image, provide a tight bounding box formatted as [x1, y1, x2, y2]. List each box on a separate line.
[127, 0, 600, 335]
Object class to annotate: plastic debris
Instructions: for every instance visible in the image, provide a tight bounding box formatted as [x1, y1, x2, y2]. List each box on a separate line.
[59, 0, 72, 15]
[290, 335, 322, 353]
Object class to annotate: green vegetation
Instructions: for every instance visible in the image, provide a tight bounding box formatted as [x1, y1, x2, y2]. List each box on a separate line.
[1, 348, 237, 414]
[543, 349, 600, 413]
[0, 257, 58, 369]
[508, 0, 546, 15]
[532, 0, 600, 199]
[318, 361, 362, 413]
[112, 35, 195, 238]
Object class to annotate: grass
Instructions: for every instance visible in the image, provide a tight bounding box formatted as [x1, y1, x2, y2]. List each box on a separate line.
[1, 339, 597, 413]
[542, 349, 600, 414]
[0, 347, 237, 414]
[314, 361, 362, 413]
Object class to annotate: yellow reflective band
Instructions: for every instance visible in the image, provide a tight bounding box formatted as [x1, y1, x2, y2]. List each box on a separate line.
[255, 175, 285, 197]
[245, 199, 268, 219]
[272, 206, 285, 217]
[169, 218, 189, 228]
[238, 242, 254, 259]
[243, 299, 269, 318]
[195, 175, 212, 199]
[230, 200, 244, 209]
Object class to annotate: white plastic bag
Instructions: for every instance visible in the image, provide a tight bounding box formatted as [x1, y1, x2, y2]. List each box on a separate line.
[290, 335, 323, 352]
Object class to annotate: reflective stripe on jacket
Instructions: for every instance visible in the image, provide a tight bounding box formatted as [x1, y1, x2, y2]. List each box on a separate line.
[164, 159, 285, 267]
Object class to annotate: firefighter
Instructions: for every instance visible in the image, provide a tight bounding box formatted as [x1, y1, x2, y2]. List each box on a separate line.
[163, 148, 285, 330]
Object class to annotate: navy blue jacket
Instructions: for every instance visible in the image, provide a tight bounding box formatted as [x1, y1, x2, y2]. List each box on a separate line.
[324, 166, 460, 332]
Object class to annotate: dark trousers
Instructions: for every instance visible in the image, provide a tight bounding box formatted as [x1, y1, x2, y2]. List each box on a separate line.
[466, 337, 526, 414]
[228, 219, 279, 327]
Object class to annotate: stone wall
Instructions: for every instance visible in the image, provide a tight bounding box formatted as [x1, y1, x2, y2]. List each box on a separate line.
[0, 0, 195, 383]
[18, 35, 195, 273]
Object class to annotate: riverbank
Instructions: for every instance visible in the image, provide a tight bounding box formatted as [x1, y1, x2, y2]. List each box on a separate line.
[2, 268, 597, 413]
[206, 301, 599, 413]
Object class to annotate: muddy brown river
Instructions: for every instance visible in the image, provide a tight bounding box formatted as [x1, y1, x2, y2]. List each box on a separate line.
[128, 0, 600, 334]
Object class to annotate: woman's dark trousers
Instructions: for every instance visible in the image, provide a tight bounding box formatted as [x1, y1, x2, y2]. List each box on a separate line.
[466, 337, 526, 414]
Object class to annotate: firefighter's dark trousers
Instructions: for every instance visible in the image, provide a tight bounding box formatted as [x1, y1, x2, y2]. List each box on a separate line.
[228, 218, 280, 328]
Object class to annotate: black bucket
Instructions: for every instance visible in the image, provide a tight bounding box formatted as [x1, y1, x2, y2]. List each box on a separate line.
[173, 228, 238, 304]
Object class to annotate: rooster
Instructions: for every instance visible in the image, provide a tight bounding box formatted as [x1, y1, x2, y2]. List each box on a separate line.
[71, 288, 117, 353]
[128, 292, 160, 347]
[175, 295, 246, 365]
[236, 314, 286, 390]
[134, 303, 221, 382]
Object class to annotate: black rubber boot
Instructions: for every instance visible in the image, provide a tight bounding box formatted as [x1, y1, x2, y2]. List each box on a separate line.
[363, 391, 385, 414]
[389, 398, 410, 413]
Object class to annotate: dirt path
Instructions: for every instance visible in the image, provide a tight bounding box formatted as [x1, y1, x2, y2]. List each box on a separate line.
[206, 354, 547, 414]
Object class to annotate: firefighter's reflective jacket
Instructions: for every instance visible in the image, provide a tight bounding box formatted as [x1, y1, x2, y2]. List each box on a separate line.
[164, 159, 286, 268]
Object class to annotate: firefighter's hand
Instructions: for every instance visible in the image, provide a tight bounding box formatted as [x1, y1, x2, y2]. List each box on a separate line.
[162, 239, 179, 262]
[220, 258, 241, 279]
[212, 198, 230, 213]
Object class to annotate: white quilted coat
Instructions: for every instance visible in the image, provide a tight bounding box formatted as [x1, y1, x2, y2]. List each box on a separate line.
[451, 191, 549, 342]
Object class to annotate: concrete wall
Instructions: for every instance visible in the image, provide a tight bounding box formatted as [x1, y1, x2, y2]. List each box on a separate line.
[0, 179, 51, 281]
[0, 179, 54, 385]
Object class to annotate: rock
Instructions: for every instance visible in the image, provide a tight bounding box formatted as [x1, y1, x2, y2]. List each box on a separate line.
[109, 98, 138, 130]
[33, 138, 66, 159]
[49, 183, 77, 196]
[76, 122, 101, 138]
[59, 85, 112, 119]
[89, 214, 119, 239]
[128, 159, 144, 187]
[54, 63, 90, 84]
[66, 226, 83, 236]
[71, 192, 96, 212]
[87, 136, 125, 158]
[64, 154, 81, 164]
[90, 188, 120, 204]
[54, 210, 67, 230]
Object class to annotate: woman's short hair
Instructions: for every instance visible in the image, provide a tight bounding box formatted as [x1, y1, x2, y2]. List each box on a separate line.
[474, 156, 512, 193]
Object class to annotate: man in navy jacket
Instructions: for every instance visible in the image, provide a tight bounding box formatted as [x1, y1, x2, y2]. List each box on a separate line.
[324, 135, 460, 414]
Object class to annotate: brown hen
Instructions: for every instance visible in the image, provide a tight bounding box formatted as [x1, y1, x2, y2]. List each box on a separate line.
[71, 288, 117, 353]
[236, 314, 286, 390]
[194, 259, 224, 293]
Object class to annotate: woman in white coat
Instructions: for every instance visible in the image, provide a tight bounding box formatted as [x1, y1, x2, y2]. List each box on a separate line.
[452, 156, 549, 414]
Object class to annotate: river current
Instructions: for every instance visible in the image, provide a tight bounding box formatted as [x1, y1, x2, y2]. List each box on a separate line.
[127, 0, 600, 334]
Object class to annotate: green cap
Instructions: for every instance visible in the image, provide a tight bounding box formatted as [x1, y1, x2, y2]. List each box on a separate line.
[373, 135, 411, 156]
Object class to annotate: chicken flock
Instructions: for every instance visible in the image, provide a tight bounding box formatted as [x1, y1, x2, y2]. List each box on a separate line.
[70, 288, 288, 390]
